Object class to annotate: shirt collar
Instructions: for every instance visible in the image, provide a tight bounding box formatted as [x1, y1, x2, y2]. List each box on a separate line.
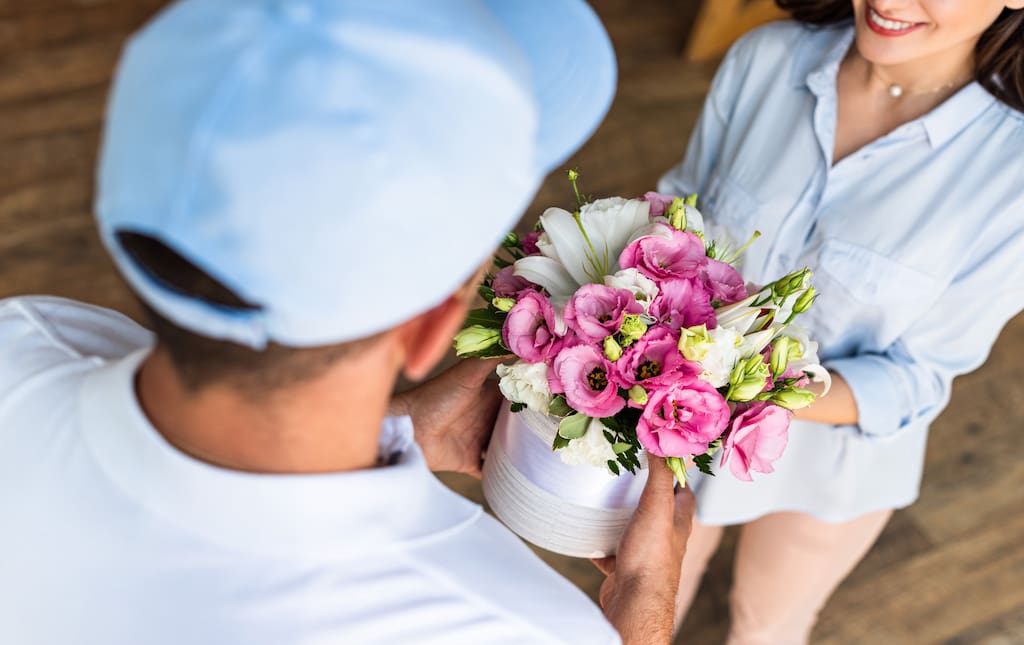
[78, 348, 479, 559]
[792, 24, 997, 149]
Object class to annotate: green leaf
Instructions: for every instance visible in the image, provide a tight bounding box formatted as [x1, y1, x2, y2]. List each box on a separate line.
[459, 343, 513, 359]
[477, 285, 496, 302]
[492, 255, 512, 269]
[600, 416, 622, 434]
[464, 307, 505, 328]
[547, 395, 573, 417]
[607, 460, 620, 476]
[692, 453, 716, 477]
[509, 402, 526, 413]
[612, 442, 633, 455]
[557, 414, 590, 440]
[552, 434, 571, 451]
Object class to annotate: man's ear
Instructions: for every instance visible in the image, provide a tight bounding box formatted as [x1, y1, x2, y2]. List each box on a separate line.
[396, 295, 470, 381]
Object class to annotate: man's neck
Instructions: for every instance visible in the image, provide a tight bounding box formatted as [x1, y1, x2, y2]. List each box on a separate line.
[135, 348, 396, 474]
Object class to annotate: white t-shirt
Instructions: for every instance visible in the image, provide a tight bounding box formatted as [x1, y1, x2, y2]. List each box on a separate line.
[0, 296, 619, 645]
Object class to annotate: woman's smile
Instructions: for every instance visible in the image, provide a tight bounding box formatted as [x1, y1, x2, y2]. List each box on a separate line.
[866, 3, 926, 36]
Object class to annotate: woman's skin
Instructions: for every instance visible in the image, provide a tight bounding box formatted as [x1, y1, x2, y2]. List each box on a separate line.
[791, 0, 1024, 427]
[834, 0, 1023, 163]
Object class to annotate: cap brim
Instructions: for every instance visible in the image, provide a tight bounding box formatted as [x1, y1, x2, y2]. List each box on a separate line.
[483, 0, 617, 173]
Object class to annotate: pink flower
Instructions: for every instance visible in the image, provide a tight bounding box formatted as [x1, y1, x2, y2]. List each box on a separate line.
[502, 291, 563, 362]
[642, 191, 679, 217]
[720, 402, 791, 481]
[564, 284, 644, 343]
[492, 266, 536, 298]
[648, 278, 716, 330]
[701, 258, 748, 305]
[619, 228, 707, 281]
[549, 345, 626, 418]
[637, 379, 730, 457]
[615, 327, 701, 390]
[521, 231, 542, 256]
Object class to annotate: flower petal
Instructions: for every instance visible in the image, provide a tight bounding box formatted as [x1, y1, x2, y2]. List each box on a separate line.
[540, 207, 599, 286]
[514, 256, 578, 298]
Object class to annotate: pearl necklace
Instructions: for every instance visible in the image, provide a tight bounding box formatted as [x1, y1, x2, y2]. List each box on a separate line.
[871, 67, 970, 99]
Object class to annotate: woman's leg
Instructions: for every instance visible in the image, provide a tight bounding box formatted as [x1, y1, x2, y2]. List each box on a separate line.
[673, 518, 726, 629]
[726, 509, 893, 645]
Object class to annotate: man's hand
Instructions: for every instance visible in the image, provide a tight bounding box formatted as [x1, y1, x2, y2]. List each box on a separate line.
[592, 457, 695, 644]
[390, 359, 502, 478]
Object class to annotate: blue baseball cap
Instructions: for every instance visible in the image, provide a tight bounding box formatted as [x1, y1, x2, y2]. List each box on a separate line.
[96, 0, 616, 348]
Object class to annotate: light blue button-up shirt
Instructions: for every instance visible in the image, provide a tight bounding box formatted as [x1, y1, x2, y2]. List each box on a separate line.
[659, 21, 1024, 523]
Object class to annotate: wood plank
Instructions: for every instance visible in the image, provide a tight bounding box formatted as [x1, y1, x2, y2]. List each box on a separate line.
[0, 39, 123, 103]
[0, 85, 108, 142]
[815, 513, 1024, 644]
[0, 1, 163, 56]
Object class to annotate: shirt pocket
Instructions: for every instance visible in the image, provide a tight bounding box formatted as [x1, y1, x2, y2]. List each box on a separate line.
[807, 239, 942, 354]
[701, 171, 759, 242]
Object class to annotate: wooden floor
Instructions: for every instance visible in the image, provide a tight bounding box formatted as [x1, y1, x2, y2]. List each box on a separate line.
[2, 2, 1022, 643]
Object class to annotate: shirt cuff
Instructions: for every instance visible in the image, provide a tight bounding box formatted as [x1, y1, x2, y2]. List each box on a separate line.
[824, 355, 909, 439]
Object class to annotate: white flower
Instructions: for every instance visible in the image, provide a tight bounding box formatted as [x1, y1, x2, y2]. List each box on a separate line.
[781, 325, 832, 395]
[513, 198, 652, 297]
[604, 268, 659, 312]
[558, 417, 618, 470]
[698, 326, 743, 388]
[496, 361, 553, 413]
[715, 294, 762, 335]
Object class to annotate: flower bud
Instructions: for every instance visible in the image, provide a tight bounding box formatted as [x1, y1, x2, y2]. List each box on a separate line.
[667, 197, 687, 231]
[773, 269, 811, 299]
[787, 338, 804, 361]
[678, 324, 711, 361]
[502, 231, 520, 248]
[628, 385, 648, 406]
[772, 387, 816, 410]
[619, 314, 648, 346]
[727, 356, 770, 402]
[603, 335, 623, 362]
[770, 337, 791, 376]
[793, 287, 817, 314]
[666, 456, 689, 487]
[491, 297, 516, 312]
[453, 325, 502, 356]
[685, 193, 699, 208]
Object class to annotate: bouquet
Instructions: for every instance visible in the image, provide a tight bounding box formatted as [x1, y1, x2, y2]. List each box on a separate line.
[457, 171, 829, 487]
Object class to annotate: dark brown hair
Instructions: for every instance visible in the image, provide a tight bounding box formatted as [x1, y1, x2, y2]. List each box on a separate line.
[117, 232, 368, 393]
[776, 1, 1024, 112]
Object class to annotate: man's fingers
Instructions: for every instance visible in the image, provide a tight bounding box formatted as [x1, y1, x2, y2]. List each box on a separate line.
[674, 485, 696, 527]
[635, 456, 676, 520]
[591, 555, 616, 576]
[446, 357, 502, 388]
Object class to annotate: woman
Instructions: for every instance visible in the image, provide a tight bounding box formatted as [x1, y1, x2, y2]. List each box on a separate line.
[659, 1, 1024, 642]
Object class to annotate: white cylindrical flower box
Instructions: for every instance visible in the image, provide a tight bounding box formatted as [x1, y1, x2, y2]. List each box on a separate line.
[482, 405, 648, 558]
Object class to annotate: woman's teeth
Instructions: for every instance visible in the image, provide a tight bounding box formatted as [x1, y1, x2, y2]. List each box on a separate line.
[869, 8, 918, 31]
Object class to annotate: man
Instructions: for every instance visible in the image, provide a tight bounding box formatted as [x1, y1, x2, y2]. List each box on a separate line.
[0, 1, 693, 643]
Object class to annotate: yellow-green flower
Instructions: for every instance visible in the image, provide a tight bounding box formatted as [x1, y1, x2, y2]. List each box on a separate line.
[454, 325, 501, 356]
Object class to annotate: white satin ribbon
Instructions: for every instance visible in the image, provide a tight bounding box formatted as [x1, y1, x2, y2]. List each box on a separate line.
[481, 406, 649, 558]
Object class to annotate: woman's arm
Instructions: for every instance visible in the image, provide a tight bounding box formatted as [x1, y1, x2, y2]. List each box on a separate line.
[793, 372, 858, 426]
[807, 227, 1024, 438]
